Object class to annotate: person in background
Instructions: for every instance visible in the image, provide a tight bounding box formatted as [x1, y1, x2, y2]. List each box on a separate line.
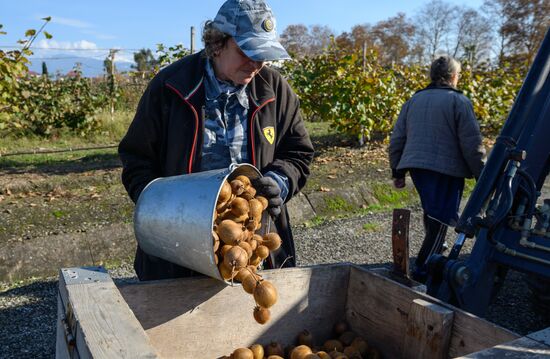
[388, 55, 485, 283]
[118, 0, 314, 281]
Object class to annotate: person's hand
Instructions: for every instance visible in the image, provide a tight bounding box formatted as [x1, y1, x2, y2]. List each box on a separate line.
[393, 177, 406, 189]
[251, 176, 283, 218]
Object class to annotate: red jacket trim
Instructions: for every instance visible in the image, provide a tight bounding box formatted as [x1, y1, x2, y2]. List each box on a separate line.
[166, 81, 203, 174]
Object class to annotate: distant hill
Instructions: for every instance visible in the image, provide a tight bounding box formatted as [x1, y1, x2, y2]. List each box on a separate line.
[28, 56, 135, 78]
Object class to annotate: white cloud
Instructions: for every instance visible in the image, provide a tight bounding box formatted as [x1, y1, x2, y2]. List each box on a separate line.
[31, 39, 108, 60]
[36, 39, 99, 50]
[30, 39, 134, 64]
[50, 16, 92, 29]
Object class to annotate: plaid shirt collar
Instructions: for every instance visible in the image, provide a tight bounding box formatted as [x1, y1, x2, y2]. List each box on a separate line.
[205, 59, 249, 109]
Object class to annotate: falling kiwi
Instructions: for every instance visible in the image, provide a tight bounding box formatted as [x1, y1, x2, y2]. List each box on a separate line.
[242, 274, 259, 294]
[231, 197, 250, 217]
[213, 173, 283, 325]
[223, 245, 249, 270]
[262, 232, 282, 251]
[253, 305, 271, 324]
[253, 279, 278, 308]
[255, 245, 270, 260]
[217, 219, 245, 245]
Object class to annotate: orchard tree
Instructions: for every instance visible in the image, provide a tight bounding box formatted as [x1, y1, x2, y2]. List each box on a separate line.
[280, 24, 310, 57]
[452, 7, 493, 66]
[371, 13, 416, 65]
[133, 48, 158, 75]
[413, 0, 457, 62]
[483, 0, 550, 65]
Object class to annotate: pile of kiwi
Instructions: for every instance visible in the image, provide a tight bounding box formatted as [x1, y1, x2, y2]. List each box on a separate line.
[221, 320, 381, 359]
[213, 174, 283, 325]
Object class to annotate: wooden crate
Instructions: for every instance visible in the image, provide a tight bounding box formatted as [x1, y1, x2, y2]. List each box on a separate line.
[55, 263, 550, 359]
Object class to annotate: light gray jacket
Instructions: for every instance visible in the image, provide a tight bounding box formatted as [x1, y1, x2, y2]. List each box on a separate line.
[389, 85, 485, 179]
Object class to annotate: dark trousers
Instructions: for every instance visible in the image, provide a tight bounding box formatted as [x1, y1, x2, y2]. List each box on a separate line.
[409, 168, 465, 282]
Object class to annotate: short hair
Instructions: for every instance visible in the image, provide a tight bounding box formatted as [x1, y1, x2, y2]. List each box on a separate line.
[202, 20, 231, 59]
[430, 56, 461, 85]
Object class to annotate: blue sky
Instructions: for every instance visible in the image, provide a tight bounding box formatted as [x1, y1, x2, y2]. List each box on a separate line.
[1, 0, 484, 63]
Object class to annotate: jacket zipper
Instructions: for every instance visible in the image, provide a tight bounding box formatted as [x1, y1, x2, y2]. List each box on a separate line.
[249, 98, 275, 167]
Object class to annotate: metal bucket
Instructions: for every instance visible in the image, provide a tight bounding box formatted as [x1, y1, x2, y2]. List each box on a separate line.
[133, 164, 262, 280]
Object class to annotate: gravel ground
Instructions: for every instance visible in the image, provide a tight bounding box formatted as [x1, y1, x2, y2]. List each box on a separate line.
[1, 208, 549, 358]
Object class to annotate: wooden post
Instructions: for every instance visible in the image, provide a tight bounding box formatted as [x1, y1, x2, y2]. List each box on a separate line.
[392, 208, 411, 278]
[190, 26, 195, 54]
[108, 49, 118, 121]
[402, 298, 454, 359]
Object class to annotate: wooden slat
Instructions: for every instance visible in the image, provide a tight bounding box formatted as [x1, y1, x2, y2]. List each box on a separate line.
[119, 264, 351, 359]
[345, 266, 519, 358]
[456, 336, 550, 358]
[527, 327, 550, 346]
[57, 268, 159, 359]
[402, 299, 454, 359]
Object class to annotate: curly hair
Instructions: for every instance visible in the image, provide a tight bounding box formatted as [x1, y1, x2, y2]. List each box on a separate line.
[202, 21, 231, 59]
[430, 56, 461, 85]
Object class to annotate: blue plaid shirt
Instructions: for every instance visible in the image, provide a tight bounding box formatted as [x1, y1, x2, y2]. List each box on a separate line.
[201, 59, 289, 200]
[201, 59, 249, 170]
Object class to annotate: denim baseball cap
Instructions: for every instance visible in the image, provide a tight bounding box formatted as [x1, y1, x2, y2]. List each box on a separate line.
[212, 0, 291, 61]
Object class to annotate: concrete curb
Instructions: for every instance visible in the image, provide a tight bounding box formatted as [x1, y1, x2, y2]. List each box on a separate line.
[0, 186, 382, 282]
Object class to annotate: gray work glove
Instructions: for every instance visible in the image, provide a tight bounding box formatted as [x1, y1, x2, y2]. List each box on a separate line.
[251, 176, 283, 218]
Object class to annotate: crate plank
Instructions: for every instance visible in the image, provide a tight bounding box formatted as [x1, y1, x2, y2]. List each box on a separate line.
[119, 264, 350, 359]
[57, 267, 159, 359]
[456, 336, 550, 358]
[346, 266, 519, 358]
[402, 298, 454, 359]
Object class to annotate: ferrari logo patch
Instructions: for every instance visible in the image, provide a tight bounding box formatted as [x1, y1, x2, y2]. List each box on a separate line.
[263, 126, 275, 145]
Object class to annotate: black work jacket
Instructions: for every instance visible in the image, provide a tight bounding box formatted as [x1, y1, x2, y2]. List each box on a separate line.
[118, 51, 314, 280]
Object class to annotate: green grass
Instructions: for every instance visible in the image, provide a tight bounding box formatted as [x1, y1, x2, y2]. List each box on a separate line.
[371, 182, 417, 207]
[0, 110, 132, 153]
[362, 222, 380, 232]
[325, 195, 354, 212]
[304, 121, 333, 138]
[0, 110, 132, 168]
[463, 178, 476, 198]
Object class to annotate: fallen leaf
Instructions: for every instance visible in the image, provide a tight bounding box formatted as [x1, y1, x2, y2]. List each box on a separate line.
[327, 175, 337, 179]
[320, 186, 331, 192]
[29, 203, 37, 207]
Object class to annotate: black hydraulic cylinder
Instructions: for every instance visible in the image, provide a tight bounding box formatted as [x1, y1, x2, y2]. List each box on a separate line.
[456, 28, 550, 237]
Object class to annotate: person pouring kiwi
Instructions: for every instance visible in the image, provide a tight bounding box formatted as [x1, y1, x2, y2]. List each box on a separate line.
[118, 0, 314, 281]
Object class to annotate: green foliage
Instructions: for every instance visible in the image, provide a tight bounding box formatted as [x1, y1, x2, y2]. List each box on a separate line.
[155, 43, 191, 70]
[12, 67, 102, 137]
[460, 64, 524, 133]
[285, 45, 526, 143]
[0, 20, 105, 137]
